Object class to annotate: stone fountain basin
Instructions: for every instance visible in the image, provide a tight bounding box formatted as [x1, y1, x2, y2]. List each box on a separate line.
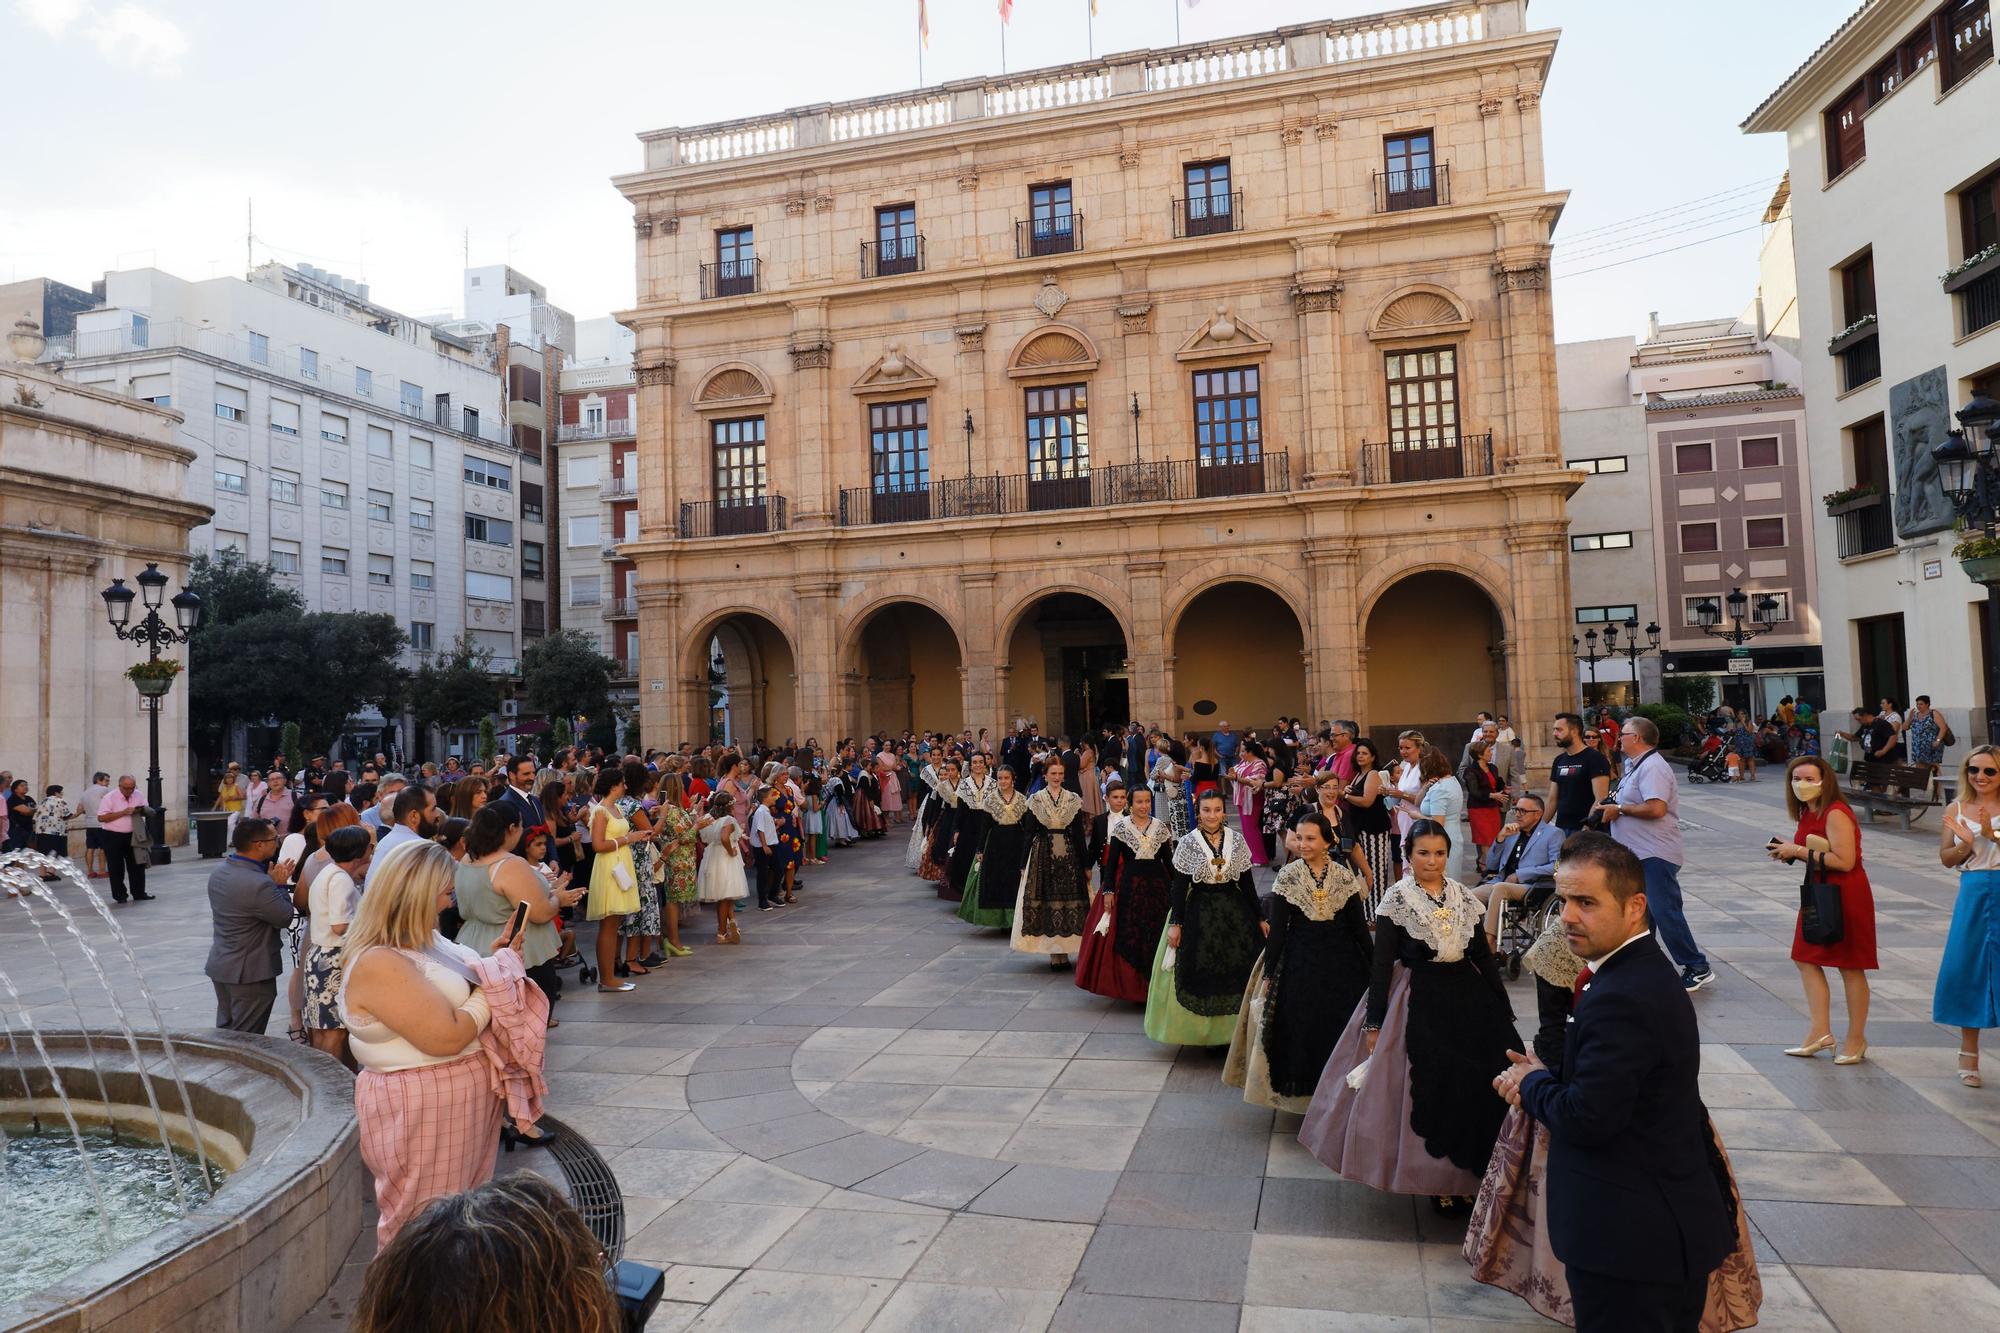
[2, 1030, 363, 1333]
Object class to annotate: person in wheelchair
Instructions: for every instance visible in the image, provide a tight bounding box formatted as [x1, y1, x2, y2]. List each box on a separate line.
[1472, 792, 1564, 953]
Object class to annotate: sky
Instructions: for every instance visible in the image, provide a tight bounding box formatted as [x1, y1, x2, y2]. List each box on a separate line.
[0, 0, 1840, 343]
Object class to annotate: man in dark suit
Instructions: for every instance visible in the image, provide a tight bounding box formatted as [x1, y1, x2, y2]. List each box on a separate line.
[493, 754, 547, 829]
[1494, 831, 1732, 1333]
[202, 818, 300, 1034]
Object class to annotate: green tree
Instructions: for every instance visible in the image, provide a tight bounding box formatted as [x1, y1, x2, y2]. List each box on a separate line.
[552, 714, 574, 750]
[476, 717, 498, 768]
[408, 635, 503, 736]
[291, 613, 409, 755]
[279, 722, 302, 768]
[187, 553, 306, 756]
[521, 629, 615, 726]
[1663, 674, 1717, 716]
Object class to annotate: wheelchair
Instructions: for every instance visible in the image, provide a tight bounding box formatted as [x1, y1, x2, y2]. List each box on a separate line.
[1494, 882, 1561, 980]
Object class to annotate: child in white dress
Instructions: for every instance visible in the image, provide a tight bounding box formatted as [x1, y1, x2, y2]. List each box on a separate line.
[696, 791, 746, 944]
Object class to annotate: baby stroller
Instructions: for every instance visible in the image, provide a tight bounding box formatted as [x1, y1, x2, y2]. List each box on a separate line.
[1685, 732, 1730, 784]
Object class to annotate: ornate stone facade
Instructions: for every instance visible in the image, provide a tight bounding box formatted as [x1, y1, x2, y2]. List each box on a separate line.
[614, 2, 1575, 754]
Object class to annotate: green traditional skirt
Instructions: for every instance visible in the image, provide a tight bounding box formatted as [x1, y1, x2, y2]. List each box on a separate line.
[956, 861, 1014, 928]
[1142, 924, 1239, 1047]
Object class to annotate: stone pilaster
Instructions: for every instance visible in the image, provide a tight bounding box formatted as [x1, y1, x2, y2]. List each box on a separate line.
[1124, 559, 1170, 725]
[795, 578, 841, 741]
[637, 584, 683, 745]
[789, 314, 836, 527]
[1291, 271, 1346, 486]
[958, 571, 1001, 738]
[1491, 251, 1558, 469]
[1305, 545, 1361, 722]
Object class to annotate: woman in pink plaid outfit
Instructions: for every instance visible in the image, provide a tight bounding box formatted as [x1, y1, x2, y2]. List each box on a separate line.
[340, 841, 524, 1252]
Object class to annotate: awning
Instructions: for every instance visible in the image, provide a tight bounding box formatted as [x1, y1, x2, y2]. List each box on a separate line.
[497, 719, 551, 736]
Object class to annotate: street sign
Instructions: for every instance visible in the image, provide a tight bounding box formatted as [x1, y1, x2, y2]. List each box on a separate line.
[1726, 657, 1754, 674]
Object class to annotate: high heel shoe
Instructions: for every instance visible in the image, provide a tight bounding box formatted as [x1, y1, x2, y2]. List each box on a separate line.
[665, 942, 692, 958]
[1784, 1035, 1836, 1058]
[501, 1122, 560, 1152]
[1959, 1050, 1984, 1088]
[1833, 1042, 1868, 1066]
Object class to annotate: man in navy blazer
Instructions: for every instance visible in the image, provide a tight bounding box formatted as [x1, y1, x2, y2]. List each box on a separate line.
[1494, 831, 1732, 1332]
[493, 754, 547, 829]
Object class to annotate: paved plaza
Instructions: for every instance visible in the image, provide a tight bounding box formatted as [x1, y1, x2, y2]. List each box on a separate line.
[6, 780, 2000, 1331]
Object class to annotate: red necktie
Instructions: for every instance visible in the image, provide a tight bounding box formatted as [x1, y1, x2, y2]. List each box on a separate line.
[1571, 965, 1594, 1005]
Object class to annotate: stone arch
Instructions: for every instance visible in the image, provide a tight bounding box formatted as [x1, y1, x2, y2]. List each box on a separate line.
[692, 361, 775, 409]
[1005, 322, 1102, 379]
[1360, 567, 1507, 747]
[1353, 547, 1515, 642]
[837, 588, 968, 667]
[840, 595, 967, 737]
[995, 583, 1134, 736]
[994, 573, 1136, 651]
[682, 603, 799, 748]
[1161, 563, 1312, 644]
[1169, 578, 1310, 736]
[1365, 282, 1473, 341]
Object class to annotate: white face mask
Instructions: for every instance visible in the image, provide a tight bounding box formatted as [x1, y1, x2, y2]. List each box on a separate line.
[1791, 779, 1823, 803]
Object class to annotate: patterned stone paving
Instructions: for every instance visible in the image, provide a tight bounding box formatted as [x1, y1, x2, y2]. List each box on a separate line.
[6, 779, 2000, 1330]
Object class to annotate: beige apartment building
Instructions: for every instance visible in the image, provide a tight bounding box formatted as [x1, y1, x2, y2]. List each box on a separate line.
[613, 1, 1577, 751]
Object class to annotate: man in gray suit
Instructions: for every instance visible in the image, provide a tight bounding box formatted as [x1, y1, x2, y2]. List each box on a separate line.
[203, 817, 300, 1034]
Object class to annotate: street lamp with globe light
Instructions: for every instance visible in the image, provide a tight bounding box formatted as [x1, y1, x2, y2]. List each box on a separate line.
[100, 562, 202, 860]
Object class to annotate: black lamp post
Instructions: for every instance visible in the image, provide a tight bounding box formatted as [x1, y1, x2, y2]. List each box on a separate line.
[1932, 390, 2000, 740]
[1610, 617, 1663, 703]
[1692, 587, 1781, 646]
[101, 561, 202, 862]
[962, 409, 975, 477]
[1572, 628, 1605, 707]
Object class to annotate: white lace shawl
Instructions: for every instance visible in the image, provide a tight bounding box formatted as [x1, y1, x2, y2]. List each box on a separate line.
[985, 789, 1030, 825]
[958, 774, 997, 808]
[1027, 786, 1082, 829]
[1171, 825, 1252, 882]
[933, 773, 961, 807]
[1111, 814, 1174, 860]
[1377, 876, 1480, 963]
[1272, 857, 1365, 921]
[1523, 912, 1583, 989]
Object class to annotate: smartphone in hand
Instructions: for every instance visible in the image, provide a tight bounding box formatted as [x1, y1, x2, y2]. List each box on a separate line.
[501, 898, 530, 950]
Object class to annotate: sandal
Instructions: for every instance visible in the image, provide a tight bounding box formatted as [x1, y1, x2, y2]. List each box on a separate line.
[1961, 1050, 1984, 1088]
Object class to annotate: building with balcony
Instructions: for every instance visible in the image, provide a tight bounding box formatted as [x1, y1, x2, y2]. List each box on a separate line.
[557, 349, 641, 717]
[1557, 295, 1821, 717]
[614, 1, 1576, 749]
[42, 262, 539, 761]
[1745, 0, 1998, 733]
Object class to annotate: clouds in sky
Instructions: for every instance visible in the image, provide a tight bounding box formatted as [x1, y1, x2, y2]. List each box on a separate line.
[17, 0, 189, 74]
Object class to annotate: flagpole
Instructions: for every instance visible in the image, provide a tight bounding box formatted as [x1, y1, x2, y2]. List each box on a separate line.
[1001, 15, 1008, 74]
[1087, 0, 1094, 59]
[1175, 0, 1182, 45]
[918, 24, 925, 84]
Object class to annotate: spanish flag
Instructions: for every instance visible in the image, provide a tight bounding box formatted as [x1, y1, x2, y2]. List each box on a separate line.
[999, 0, 1014, 21]
[920, 0, 929, 46]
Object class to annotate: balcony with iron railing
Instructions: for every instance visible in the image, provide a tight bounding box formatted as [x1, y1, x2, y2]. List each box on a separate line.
[644, 5, 1502, 170]
[700, 258, 760, 300]
[1355, 433, 1494, 486]
[1375, 162, 1450, 212]
[837, 452, 1290, 526]
[612, 658, 638, 680]
[600, 474, 638, 500]
[1835, 493, 1895, 559]
[862, 235, 926, 279]
[1173, 192, 1244, 239]
[1016, 214, 1084, 258]
[679, 495, 790, 538]
[558, 418, 635, 442]
[609, 596, 639, 618]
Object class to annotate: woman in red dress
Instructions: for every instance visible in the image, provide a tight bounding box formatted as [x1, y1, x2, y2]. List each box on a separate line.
[1770, 755, 1876, 1064]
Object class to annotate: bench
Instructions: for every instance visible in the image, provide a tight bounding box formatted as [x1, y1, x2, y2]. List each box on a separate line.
[1846, 761, 1939, 831]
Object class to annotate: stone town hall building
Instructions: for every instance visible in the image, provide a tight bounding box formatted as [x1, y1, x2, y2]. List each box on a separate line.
[614, 0, 1575, 750]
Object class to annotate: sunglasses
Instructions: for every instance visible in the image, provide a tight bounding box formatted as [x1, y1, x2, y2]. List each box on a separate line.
[1972, 766, 2000, 777]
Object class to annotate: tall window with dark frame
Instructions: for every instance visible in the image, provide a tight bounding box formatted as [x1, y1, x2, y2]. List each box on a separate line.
[1192, 366, 1266, 498]
[868, 399, 930, 523]
[711, 416, 768, 534]
[1181, 160, 1235, 237]
[1955, 165, 2000, 336]
[1836, 251, 1881, 389]
[1027, 182, 1076, 256]
[1942, 0, 1994, 90]
[874, 204, 920, 276]
[1025, 384, 1090, 511]
[714, 228, 756, 297]
[1838, 415, 1895, 558]
[1384, 347, 1463, 482]
[1382, 132, 1438, 210]
[1823, 82, 1869, 179]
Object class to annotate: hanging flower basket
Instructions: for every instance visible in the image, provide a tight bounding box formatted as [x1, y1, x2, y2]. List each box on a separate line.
[125, 659, 183, 696]
[1962, 556, 2000, 586]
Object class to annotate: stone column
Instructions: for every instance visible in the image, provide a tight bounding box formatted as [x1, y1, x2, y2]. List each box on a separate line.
[795, 578, 841, 741]
[1492, 254, 1558, 471]
[789, 319, 835, 528]
[633, 333, 677, 537]
[958, 571, 1001, 738]
[1305, 546, 1362, 722]
[638, 585, 684, 745]
[1291, 272, 1346, 486]
[1124, 559, 1170, 726]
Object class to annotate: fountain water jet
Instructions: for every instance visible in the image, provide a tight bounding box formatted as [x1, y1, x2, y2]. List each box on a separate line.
[0, 962, 116, 1249]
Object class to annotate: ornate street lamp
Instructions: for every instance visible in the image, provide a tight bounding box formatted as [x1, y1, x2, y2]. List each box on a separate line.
[1933, 390, 2000, 740]
[1692, 587, 1780, 646]
[1572, 628, 1604, 707]
[101, 561, 202, 862]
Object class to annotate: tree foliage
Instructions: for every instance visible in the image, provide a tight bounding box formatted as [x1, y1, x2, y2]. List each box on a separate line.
[476, 717, 498, 768]
[279, 722, 302, 767]
[1662, 675, 1717, 715]
[408, 635, 503, 733]
[521, 630, 615, 725]
[552, 715, 574, 750]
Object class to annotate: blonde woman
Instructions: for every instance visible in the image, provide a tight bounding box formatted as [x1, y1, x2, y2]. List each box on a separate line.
[1938, 744, 2000, 1088]
[339, 841, 523, 1252]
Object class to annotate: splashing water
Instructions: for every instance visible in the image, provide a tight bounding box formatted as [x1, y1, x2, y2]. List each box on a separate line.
[0, 963, 115, 1249]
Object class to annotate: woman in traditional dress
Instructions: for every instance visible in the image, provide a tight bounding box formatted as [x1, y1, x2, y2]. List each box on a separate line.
[1297, 818, 1518, 1214]
[877, 751, 903, 824]
[823, 765, 859, 849]
[852, 759, 885, 839]
[1343, 739, 1398, 913]
[1231, 740, 1271, 866]
[1075, 785, 1172, 1003]
[946, 752, 997, 902]
[1938, 744, 2000, 1088]
[1012, 757, 1089, 970]
[959, 765, 1030, 929]
[917, 758, 961, 886]
[1150, 741, 1192, 839]
[1143, 791, 1265, 1046]
[902, 754, 933, 870]
[1225, 811, 1373, 1112]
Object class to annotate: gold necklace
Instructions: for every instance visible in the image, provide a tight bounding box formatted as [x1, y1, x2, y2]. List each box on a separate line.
[1304, 858, 1331, 915]
[1203, 827, 1226, 874]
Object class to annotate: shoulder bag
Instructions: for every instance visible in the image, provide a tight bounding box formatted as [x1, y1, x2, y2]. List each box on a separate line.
[1798, 850, 1844, 947]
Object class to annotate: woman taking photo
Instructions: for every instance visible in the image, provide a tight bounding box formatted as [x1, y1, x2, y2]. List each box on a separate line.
[585, 768, 648, 993]
[1937, 744, 2000, 1088]
[339, 841, 525, 1251]
[1144, 790, 1265, 1046]
[1226, 811, 1372, 1113]
[1771, 756, 1876, 1064]
[1297, 819, 1517, 1215]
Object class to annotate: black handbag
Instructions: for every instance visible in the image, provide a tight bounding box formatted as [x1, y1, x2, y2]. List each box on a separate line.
[1799, 851, 1845, 947]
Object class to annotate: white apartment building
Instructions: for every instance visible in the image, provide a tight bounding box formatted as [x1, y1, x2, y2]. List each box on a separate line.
[557, 347, 639, 725]
[1745, 0, 1998, 742]
[48, 263, 538, 759]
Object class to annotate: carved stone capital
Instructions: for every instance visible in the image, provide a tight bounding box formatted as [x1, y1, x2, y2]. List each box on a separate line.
[954, 323, 987, 352]
[1279, 123, 1305, 146]
[790, 340, 834, 371]
[812, 194, 833, 213]
[1492, 262, 1548, 294]
[957, 169, 981, 191]
[659, 216, 680, 234]
[1291, 280, 1343, 315]
[1116, 302, 1153, 336]
[784, 193, 809, 217]
[636, 360, 677, 388]
[1118, 147, 1141, 169]
[1313, 119, 1338, 140]
[1478, 96, 1504, 118]
[1515, 88, 1541, 111]
[634, 214, 654, 237]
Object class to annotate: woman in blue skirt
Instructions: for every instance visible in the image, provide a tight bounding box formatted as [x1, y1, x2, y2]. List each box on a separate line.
[1937, 745, 2000, 1089]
